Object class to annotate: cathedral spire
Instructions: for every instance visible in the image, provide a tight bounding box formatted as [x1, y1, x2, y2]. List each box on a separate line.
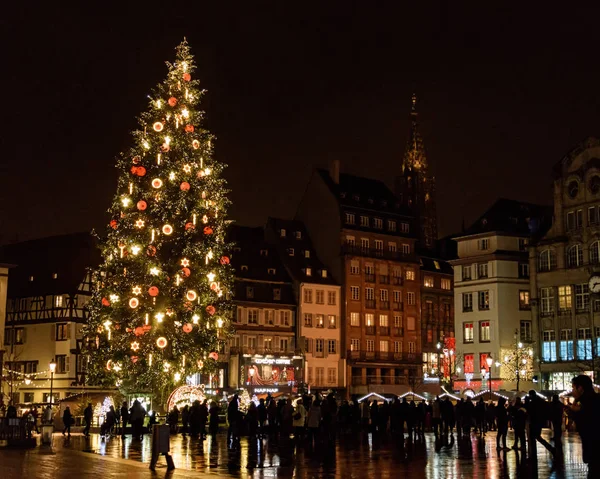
[403, 93, 428, 173]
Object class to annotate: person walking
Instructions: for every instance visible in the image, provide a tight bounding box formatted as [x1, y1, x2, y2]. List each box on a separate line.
[475, 398, 486, 435]
[307, 399, 322, 449]
[120, 401, 129, 437]
[567, 374, 600, 477]
[432, 397, 442, 438]
[105, 405, 117, 436]
[83, 403, 93, 437]
[209, 401, 220, 437]
[199, 400, 209, 440]
[257, 398, 267, 438]
[292, 398, 306, 442]
[62, 406, 73, 437]
[495, 397, 509, 450]
[129, 400, 146, 440]
[247, 402, 259, 438]
[511, 397, 527, 452]
[360, 398, 370, 432]
[181, 405, 190, 437]
[227, 394, 239, 446]
[550, 394, 563, 442]
[442, 397, 455, 437]
[462, 397, 475, 436]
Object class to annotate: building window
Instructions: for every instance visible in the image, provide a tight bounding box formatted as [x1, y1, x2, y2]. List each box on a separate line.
[306, 268, 312, 277]
[328, 340, 337, 354]
[365, 313, 375, 327]
[462, 293, 473, 312]
[480, 353, 490, 373]
[589, 206, 598, 225]
[464, 354, 474, 374]
[477, 263, 488, 278]
[518, 238, 529, 251]
[56, 323, 68, 341]
[519, 263, 530, 278]
[542, 331, 557, 362]
[462, 265, 472, 281]
[478, 239, 489, 250]
[280, 228, 287, 237]
[273, 288, 281, 300]
[350, 312, 360, 327]
[328, 368, 337, 384]
[305, 250, 311, 259]
[295, 231, 302, 239]
[478, 290, 490, 310]
[407, 317, 415, 330]
[315, 339, 324, 354]
[4, 328, 25, 346]
[365, 263, 374, 276]
[401, 223, 410, 233]
[405, 269, 415, 281]
[288, 248, 295, 256]
[479, 321, 490, 342]
[350, 260, 360, 274]
[327, 291, 336, 305]
[406, 292, 415, 305]
[393, 290, 402, 304]
[328, 315, 337, 329]
[591, 241, 600, 264]
[577, 328, 593, 360]
[538, 249, 556, 272]
[567, 244, 584, 268]
[351, 339, 360, 351]
[441, 278, 451, 290]
[365, 287, 375, 301]
[360, 216, 369, 227]
[424, 276, 434, 288]
[366, 340, 375, 352]
[374, 218, 383, 229]
[304, 289, 313, 303]
[56, 355, 69, 374]
[519, 291, 530, 310]
[345, 213, 355, 225]
[541, 287, 555, 313]
[379, 314, 389, 327]
[388, 220, 397, 232]
[374, 240, 383, 251]
[560, 330, 574, 361]
[346, 235, 356, 246]
[575, 284, 590, 311]
[520, 320, 532, 342]
[394, 341, 402, 353]
[265, 310, 274, 325]
[380, 340, 389, 352]
[315, 314, 325, 328]
[361, 238, 370, 250]
[389, 242, 397, 253]
[408, 341, 416, 353]
[281, 338, 290, 353]
[350, 286, 360, 301]
[304, 313, 313, 327]
[55, 296, 64, 308]
[464, 323, 474, 343]
[402, 244, 411, 255]
[394, 315, 402, 328]
[316, 290, 324, 304]
[380, 289, 389, 302]
[246, 287, 254, 299]
[248, 310, 258, 324]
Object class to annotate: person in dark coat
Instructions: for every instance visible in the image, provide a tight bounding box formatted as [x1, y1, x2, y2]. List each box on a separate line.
[390, 397, 402, 436]
[550, 394, 564, 442]
[475, 398, 486, 435]
[495, 397, 509, 450]
[227, 394, 239, 445]
[120, 401, 129, 437]
[462, 397, 475, 436]
[181, 405, 190, 436]
[189, 400, 201, 438]
[370, 400, 379, 433]
[247, 402, 259, 438]
[510, 397, 527, 451]
[257, 398, 267, 437]
[199, 400, 209, 440]
[83, 403, 93, 437]
[209, 401, 220, 437]
[62, 406, 73, 437]
[442, 397, 455, 437]
[105, 405, 117, 435]
[567, 374, 600, 477]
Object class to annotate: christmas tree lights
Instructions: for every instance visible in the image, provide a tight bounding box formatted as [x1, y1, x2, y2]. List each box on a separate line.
[84, 40, 233, 394]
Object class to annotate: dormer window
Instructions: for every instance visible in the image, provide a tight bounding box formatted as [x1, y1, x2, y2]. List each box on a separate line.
[268, 268, 276, 275]
[433, 261, 441, 270]
[288, 248, 295, 256]
[246, 287, 254, 298]
[260, 249, 268, 256]
[321, 270, 328, 278]
[52, 273, 58, 279]
[280, 229, 286, 238]
[241, 265, 248, 272]
[360, 216, 369, 227]
[304, 250, 310, 259]
[295, 231, 302, 239]
[306, 268, 312, 277]
[29, 276, 34, 282]
[273, 288, 281, 300]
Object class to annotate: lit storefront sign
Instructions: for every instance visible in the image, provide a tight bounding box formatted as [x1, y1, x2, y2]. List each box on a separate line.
[254, 358, 292, 365]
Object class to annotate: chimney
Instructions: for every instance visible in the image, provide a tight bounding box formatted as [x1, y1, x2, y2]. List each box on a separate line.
[330, 159, 340, 184]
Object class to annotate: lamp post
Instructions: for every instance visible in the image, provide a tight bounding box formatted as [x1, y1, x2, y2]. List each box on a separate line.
[49, 359, 56, 405]
[486, 356, 493, 400]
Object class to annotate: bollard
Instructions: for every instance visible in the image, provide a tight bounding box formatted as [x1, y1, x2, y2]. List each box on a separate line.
[41, 424, 54, 446]
[149, 424, 175, 471]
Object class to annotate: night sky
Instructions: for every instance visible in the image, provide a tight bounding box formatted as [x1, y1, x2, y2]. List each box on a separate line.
[2, 3, 600, 245]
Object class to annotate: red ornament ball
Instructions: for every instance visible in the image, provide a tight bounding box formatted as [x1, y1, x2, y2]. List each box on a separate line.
[185, 222, 195, 231]
[203, 226, 213, 235]
[168, 97, 177, 107]
[192, 140, 200, 149]
[101, 297, 110, 307]
[110, 219, 118, 230]
[185, 124, 194, 133]
[182, 323, 193, 333]
[136, 166, 146, 177]
[183, 73, 191, 82]
[147, 245, 157, 256]
[142, 324, 152, 331]
[132, 156, 141, 164]
[134, 326, 145, 337]
[148, 286, 159, 297]
[131, 356, 139, 363]
[208, 351, 219, 361]
[137, 200, 147, 211]
[182, 267, 191, 277]
[210, 282, 218, 291]
[206, 305, 216, 316]
[153, 122, 164, 132]
[161, 143, 170, 152]
[180, 182, 190, 191]
[220, 256, 230, 265]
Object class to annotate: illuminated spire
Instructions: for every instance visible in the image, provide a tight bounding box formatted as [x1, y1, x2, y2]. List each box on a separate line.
[402, 93, 427, 172]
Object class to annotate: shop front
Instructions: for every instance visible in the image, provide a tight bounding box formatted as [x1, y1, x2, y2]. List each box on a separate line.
[242, 355, 303, 396]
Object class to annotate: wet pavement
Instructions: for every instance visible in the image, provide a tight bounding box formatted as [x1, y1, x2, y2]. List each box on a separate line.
[0, 429, 591, 478]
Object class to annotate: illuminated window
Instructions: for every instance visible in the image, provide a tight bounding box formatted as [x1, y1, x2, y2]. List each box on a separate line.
[519, 291, 530, 310]
[441, 278, 451, 290]
[350, 286, 360, 300]
[407, 292, 415, 305]
[424, 276, 434, 288]
[405, 269, 415, 281]
[55, 296, 64, 308]
[464, 322, 474, 343]
[350, 312, 360, 327]
[464, 354, 474, 374]
[479, 321, 490, 342]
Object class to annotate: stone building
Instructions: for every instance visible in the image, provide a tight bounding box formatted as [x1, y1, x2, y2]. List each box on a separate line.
[530, 138, 600, 391]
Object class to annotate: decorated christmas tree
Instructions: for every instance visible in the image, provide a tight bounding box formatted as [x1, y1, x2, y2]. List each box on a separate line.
[84, 40, 233, 395]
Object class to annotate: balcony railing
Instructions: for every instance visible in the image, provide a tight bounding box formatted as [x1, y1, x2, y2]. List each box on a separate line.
[393, 327, 404, 336]
[365, 274, 376, 283]
[342, 244, 417, 262]
[351, 375, 408, 386]
[380, 300, 390, 310]
[347, 350, 420, 363]
[366, 299, 376, 309]
[379, 275, 390, 284]
[366, 325, 376, 335]
[392, 276, 403, 285]
[379, 326, 390, 336]
[393, 302, 404, 311]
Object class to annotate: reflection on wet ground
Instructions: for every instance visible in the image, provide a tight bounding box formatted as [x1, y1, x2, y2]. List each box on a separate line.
[49, 429, 588, 478]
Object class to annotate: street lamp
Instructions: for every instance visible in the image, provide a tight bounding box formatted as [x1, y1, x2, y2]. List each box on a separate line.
[49, 359, 56, 405]
[486, 356, 493, 399]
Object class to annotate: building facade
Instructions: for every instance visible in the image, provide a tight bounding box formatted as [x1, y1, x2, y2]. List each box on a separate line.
[227, 226, 300, 396]
[451, 199, 550, 392]
[530, 138, 600, 391]
[0, 233, 102, 406]
[266, 218, 344, 392]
